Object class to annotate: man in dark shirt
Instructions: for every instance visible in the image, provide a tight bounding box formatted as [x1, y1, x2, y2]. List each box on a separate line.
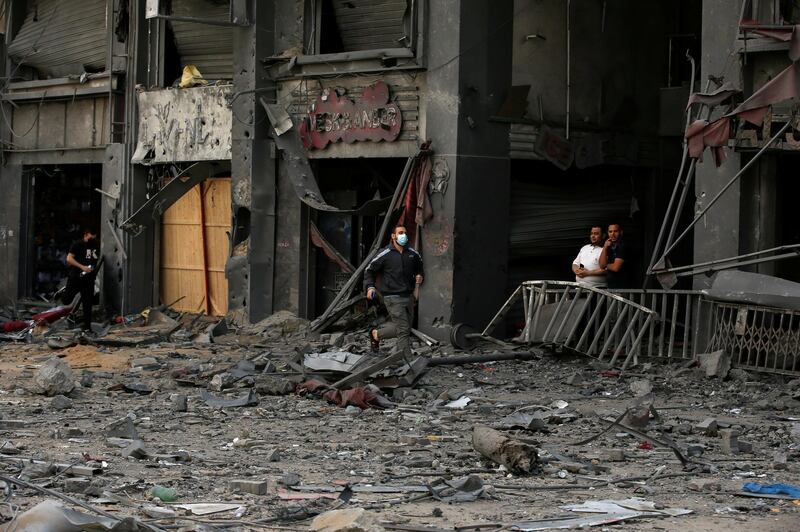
[599, 223, 629, 289]
[364, 225, 424, 356]
[62, 228, 100, 331]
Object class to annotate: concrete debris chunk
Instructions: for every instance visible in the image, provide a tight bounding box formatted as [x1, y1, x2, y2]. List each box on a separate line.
[170, 393, 188, 412]
[33, 357, 75, 396]
[695, 418, 718, 436]
[737, 440, 754, 453]
[719, 428, 739, 454]
[249, 310, 309, 336]
[50, 394, 74, 411]
[599, 449, 626, 462]
[472, 424, 539, 474]
[210, 372, 236, 391]
[688, 478, 722, 492]
[697, 350, 731, 379]
[131, 357, 158, 369]
[278, 472, 301, 487]
[229, 479, 269, 495]
[629, 379, 652, 397]
[310, 508, 384, 532]
[121, 440, 149, 459]
[105, 414, 140, 440]
[266, 448, 281, 462]
[63, 477, 90, 493]
[566, 372, 583, 385]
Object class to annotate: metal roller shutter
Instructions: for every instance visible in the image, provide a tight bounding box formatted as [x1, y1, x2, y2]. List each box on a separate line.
[509, 179, 632, 258]
[331, 0, 409, 51]
[170, 0, 233, 80]
[8, 0, 107, 77]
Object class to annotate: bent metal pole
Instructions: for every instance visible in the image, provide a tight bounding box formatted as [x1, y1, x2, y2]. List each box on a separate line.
[657, 118, 793, 264]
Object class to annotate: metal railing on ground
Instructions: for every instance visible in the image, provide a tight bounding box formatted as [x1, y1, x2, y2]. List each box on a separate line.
[483, 281, 706, 368]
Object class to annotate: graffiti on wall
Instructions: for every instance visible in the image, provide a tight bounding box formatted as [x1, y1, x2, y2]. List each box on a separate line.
[299, 82, 403, 150]
[132, 85, 232, 164]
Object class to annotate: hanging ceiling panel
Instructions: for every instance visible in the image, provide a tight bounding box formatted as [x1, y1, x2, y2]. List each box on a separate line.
[8, 0, 107, 77]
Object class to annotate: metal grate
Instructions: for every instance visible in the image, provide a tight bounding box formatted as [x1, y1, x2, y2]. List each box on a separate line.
[707, 301, 800, 376]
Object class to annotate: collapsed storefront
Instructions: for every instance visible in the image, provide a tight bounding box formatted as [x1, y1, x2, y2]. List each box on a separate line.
[274, 76, 424, 320]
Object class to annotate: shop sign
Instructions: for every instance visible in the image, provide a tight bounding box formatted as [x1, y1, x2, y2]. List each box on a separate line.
[132, 85, 232, 164]
[300, 81, 402, 150]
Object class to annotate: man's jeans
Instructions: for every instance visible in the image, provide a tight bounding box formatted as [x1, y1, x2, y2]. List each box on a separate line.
[377, 295, 413, 357]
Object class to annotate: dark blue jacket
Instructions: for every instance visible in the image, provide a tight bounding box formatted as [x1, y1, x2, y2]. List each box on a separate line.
[364, 245, 424, 296]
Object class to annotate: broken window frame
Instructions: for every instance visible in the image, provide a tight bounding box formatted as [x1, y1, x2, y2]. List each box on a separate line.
[287, 0, 425, 78]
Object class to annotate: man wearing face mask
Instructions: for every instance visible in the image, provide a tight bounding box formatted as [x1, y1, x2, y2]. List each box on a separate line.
[364, 225, 424, 356]
[63, 228, 100, 332]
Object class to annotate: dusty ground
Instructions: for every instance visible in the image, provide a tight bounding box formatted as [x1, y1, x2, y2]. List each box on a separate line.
[0, 314, 798, 531]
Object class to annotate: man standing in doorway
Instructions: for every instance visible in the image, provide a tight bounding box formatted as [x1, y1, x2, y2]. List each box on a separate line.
[571, 226, 607, 288]
[63, 228, 99, 332]
[599, 223, 628, 289]
[364, 225, 424, 356]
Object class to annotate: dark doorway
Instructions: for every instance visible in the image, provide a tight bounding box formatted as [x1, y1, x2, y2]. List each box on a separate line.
[309, 157, 406, 317]
[772, 154, 800, 283]
[24, 164, 102, 301]
[507, 160, 649, 288]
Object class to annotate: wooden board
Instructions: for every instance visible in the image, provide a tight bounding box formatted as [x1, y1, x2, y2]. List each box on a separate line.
[160, 177, 231, 316]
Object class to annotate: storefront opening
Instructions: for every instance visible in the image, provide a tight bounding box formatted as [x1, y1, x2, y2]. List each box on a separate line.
[23, 164, 102, 301]
[308, 157, 407, 317]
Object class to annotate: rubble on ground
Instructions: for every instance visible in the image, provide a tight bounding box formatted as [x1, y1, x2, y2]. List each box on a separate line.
[0, 307, 796, 530]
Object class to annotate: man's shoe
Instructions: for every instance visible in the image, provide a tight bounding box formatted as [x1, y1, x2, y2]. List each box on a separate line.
[368, 329, 380, 353]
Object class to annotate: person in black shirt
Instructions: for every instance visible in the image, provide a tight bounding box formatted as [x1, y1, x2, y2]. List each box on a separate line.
[599, 223, 629, 289]
[364, 225, 424, 356]
[62, 228, 100, 331]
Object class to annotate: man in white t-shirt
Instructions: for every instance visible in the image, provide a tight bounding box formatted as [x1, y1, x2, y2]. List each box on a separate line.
[571, 226, 607, 288]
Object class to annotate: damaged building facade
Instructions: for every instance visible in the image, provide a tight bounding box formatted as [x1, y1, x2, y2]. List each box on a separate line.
[0, 0, 799, 373]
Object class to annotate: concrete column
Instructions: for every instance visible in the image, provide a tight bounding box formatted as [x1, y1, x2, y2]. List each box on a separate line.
[230, 0, 276, 323]
[101, 144, 125, 316]
[122, 0, 157, 313]
[0, 165, 23, 306]
[272, 0, 304, 315]
[694, 0, 744, 289]
[419, 0, 512, 339]
[417, 0, 462, 340]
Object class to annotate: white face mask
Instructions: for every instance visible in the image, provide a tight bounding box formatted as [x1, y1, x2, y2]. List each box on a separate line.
[396, 233, 408, 246]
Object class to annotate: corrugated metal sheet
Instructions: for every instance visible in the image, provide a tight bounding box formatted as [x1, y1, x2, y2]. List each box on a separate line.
[509, 179, 632, 258]
[8, 0, 107, 77]
[331, 0, 409, 51]
[170, 0, 232, 80]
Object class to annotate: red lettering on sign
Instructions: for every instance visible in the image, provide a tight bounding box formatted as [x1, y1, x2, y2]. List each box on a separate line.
[299, 82, 403, 150]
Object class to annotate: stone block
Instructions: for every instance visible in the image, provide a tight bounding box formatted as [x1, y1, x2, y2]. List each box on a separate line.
[719, 428, 739, 454]
[697, 350, 731, 378]
[229, 479, 268, 495]
[695, 418, 718, 436]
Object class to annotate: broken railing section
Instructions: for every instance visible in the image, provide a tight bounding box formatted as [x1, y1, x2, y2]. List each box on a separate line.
[486, 281, 660, 369]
